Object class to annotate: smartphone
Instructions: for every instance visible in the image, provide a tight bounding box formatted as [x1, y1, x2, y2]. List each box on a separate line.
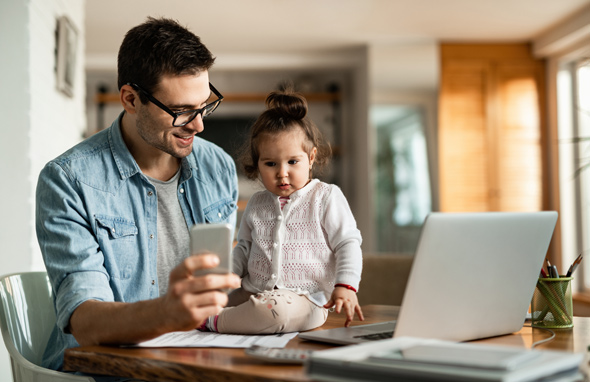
[189, 223, 233, 276]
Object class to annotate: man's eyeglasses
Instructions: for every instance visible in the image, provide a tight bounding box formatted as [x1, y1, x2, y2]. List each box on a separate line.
[127, 82, 223, 127]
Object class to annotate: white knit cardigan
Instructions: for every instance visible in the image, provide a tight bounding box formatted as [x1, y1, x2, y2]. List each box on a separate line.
[232, 179, 363, 306]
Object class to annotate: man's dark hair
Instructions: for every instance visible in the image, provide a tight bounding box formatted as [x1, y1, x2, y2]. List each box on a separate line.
[117, 17, 215, 103]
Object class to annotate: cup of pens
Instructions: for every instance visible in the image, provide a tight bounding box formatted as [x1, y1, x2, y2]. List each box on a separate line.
[531, 256, 581, 329]
[531, 276, 573, 329]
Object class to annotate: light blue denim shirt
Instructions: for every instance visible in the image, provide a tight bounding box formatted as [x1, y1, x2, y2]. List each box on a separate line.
[36, 113, 238, 371]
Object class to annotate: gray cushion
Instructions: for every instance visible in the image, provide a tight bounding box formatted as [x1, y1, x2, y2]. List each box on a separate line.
[357, 254, 414, 306]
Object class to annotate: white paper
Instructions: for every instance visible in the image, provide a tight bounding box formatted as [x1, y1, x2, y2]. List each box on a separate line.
[134, 330, 298, 348]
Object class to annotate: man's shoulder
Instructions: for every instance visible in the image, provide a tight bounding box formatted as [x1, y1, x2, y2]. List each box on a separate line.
[50, 128, 111, 167]
[40, 129, 123, 190]
[189, 137, 236, 175]
[191, 137, 233, 161]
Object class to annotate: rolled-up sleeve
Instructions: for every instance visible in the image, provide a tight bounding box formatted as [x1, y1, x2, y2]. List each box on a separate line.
[36, 162, 114, 333]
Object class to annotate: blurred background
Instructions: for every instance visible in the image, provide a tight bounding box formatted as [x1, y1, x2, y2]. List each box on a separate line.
[1, 0, 590, 378]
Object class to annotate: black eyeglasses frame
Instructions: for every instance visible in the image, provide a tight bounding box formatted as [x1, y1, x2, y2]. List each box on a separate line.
[126, 82, 223, 127]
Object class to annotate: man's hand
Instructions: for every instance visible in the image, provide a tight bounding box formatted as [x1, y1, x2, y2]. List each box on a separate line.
[161, 254, 241, 331]
[323, 286, 364, 327]
[69, 254, 240, 346]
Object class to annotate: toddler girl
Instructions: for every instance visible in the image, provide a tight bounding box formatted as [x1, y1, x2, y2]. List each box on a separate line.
[202, 89, 364, 334]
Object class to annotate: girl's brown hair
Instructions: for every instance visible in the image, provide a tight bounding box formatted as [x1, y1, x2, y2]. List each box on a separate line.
[240, 89, 331, 180]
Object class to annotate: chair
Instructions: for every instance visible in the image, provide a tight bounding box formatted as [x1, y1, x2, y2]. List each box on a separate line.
[0, 272, 93, 381]
[357, 254, 414, 306]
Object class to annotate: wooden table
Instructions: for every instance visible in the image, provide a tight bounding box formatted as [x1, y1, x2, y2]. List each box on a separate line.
[63, 305, 590, 381]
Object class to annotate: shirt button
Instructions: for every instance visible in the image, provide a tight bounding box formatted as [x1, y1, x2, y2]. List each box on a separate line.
[179, 188, 184, 194]
[150, 234, 154, 239]
[151, 280, 155, 285]
[218, 212, 222, 218]
[271, 274, 277, 279]
[147, 191, 153, 196]
[277, 215, 283, 221]
[111, 228, 115, 234]
[273, 242, 278, 248]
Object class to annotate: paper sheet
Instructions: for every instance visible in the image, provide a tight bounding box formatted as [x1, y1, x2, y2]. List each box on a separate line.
[134, 330, 298, 348]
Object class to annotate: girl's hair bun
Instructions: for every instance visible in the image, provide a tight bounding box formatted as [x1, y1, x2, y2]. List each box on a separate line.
[265, 90, 308, 120]
[239, 85, 331, 180]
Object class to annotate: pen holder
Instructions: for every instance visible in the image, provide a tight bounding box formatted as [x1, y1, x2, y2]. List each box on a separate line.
[531, 277, 573, 329]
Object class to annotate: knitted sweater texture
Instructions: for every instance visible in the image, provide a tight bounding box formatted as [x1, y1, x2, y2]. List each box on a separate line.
[232, 179, 363, 306]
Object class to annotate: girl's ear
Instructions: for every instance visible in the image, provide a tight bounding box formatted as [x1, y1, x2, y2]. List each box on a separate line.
[309, 147, 317, 167]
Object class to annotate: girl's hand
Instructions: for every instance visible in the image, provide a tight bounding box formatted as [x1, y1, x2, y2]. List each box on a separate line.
[323, 286, 364, 327]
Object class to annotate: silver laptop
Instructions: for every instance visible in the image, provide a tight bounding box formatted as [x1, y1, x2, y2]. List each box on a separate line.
[298, 212, 558, 345]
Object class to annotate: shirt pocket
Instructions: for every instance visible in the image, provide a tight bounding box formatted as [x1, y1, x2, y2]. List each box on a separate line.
[203, 198, 237, 223]
[94, 215, 139, 279]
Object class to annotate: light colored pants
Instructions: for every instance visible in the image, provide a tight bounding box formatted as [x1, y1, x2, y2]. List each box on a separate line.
[216, 288, 328, 334]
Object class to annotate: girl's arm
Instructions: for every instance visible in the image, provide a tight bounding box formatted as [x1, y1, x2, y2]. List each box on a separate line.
[232, 238, 251, 278]
[231, 201, 254, 278]
[322, 185, 363, 290]
[322, 185, 364, 326]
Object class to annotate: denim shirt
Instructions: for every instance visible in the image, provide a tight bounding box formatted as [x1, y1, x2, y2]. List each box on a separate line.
[36, 113, 238, 370]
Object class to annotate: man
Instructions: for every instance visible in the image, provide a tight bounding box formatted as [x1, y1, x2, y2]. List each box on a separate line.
[36, 17, 240, 371]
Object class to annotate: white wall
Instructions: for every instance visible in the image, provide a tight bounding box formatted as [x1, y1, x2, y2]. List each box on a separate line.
[0, 1, 31, 276]
[370, 41, 439, 96]
[0, 0, 85, 379]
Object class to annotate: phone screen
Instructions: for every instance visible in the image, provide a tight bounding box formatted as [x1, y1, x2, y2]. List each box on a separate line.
[190, 223, 233, 275]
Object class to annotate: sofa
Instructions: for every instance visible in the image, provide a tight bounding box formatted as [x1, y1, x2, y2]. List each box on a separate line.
[356, 253, 414, 306]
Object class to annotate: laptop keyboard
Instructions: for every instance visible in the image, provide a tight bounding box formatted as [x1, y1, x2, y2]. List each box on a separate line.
[353, 331, 394, 341]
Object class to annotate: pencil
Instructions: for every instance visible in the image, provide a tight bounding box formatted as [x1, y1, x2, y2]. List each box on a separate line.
[566, 253, 583, 277]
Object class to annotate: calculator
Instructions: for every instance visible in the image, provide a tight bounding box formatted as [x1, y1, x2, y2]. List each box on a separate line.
[244, 345, 314, 364]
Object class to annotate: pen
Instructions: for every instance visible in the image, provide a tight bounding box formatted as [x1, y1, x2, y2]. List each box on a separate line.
[550, 265, 560, 278]
[566, 254, 583, 277]
[545, 258, 552, 274]
[540, 267, 548, 278]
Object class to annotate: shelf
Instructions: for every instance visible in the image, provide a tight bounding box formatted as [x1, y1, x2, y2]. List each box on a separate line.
[94, 92, 341, 104]
[221, 92, 341, 103]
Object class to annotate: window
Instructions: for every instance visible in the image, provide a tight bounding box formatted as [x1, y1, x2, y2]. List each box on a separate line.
[371, 105, 432, 253]
[558, 57, 590, 291]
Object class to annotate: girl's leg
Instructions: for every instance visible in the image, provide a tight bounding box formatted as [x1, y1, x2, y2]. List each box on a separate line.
[226, 287, 254, 307]
[216, 289, 328, 334]
[198, 288, 254, 331]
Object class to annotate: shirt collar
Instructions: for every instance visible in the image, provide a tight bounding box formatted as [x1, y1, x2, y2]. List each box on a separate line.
[108, 112, 141, 180]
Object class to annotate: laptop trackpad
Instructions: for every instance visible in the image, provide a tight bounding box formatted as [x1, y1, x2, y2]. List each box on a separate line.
[298, 320, 397, 345]
[352, 321, 397, 340]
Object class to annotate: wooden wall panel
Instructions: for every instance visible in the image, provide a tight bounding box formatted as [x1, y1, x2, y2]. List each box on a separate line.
[439, 62, 489, 211]
[439, 44, 547, 213]
[496, 65, 543, 211]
